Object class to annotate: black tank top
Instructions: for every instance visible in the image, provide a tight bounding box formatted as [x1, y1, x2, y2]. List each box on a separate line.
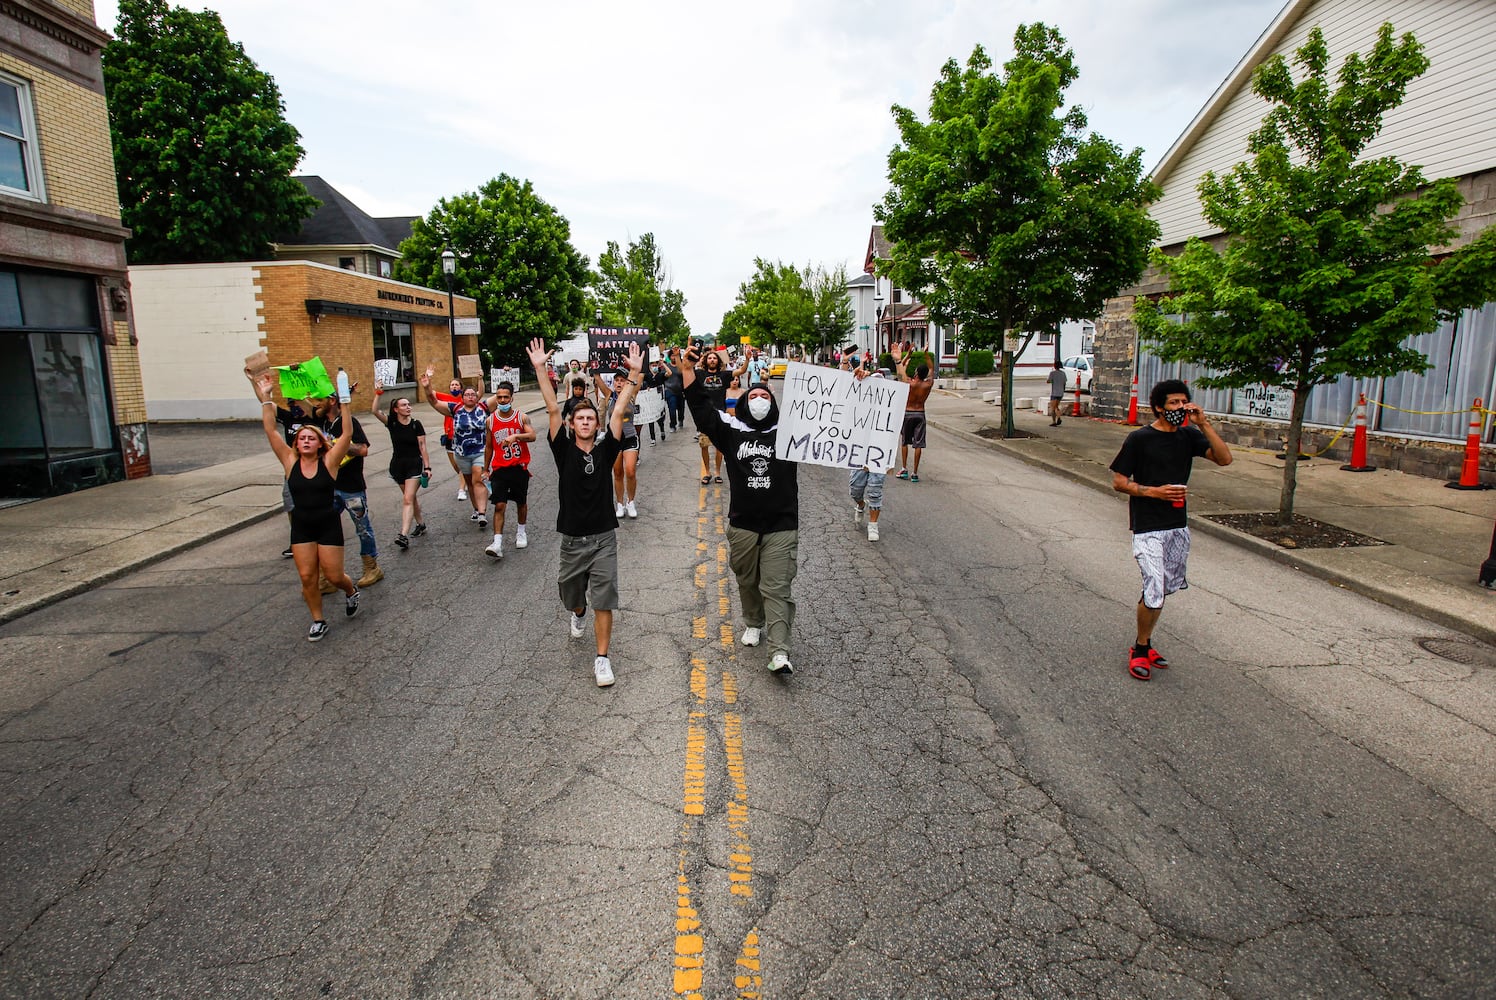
[288, 458, 336, 515]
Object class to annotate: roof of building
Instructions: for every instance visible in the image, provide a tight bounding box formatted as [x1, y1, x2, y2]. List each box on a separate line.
[284, 176, 406, 252]
[847, 272, 875, 287]
[864, 225, 891, 272]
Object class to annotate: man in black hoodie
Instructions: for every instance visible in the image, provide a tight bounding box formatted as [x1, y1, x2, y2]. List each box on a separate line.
[682, 344, 799, 675]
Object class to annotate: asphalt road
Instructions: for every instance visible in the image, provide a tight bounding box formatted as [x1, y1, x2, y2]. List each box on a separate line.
[1, 420, 1492, 999]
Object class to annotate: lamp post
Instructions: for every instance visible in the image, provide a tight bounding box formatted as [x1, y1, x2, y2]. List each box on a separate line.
[873, 286, 885, 357]
[441, 249, 457, 381]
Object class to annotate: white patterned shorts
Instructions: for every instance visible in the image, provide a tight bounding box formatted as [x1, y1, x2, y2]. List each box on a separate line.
[1132, 527, 1191, 610]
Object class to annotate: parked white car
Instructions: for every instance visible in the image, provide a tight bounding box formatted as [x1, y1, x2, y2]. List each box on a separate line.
[1060, 354, 1094, 393]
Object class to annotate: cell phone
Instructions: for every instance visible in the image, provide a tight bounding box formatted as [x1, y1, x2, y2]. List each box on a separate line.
[691, 338, 704, 351]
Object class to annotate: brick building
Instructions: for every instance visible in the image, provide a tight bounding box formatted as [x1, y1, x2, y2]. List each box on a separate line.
[130, 260, 478, 420]
[1095, 0, 1495, 481]
[1, 0, 149, 496]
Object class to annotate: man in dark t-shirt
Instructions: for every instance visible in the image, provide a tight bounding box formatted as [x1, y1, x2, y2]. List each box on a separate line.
[527, 336, 643, 689]
[319, 396, 382, 589]
[1109, 379, 1232, 681]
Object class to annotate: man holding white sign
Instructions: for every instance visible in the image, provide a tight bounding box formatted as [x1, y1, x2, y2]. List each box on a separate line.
[683, 344, 799, 676]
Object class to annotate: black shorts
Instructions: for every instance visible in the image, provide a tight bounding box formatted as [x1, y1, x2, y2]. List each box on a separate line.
[900, 412, 928, 449]
[619, 435, 640, 453]
[290, 509, 343, 546]
[389, 456, 424, 484]
[488, 464, 531, 504]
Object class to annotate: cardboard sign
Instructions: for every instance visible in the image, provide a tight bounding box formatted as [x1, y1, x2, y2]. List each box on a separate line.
[588, 327, 650, 375]
[1232, 383, 1292, 420]
[774, 362, 909, 473]
[374, 358, 400, 387]
[637, 387, 665, 424]
[457, 354, 483, 379]
[243, 349, 271, 380]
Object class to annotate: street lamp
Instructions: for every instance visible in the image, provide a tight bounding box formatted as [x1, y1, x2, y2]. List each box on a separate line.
[441, 249, 457, 381]
[873, 286, 885, 356]
[595, 307, 603, 329]
[814, 312, 822, 364]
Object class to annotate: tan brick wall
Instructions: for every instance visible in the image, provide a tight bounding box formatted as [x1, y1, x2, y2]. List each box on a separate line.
[53, 0, 98, 22]
[0, 53, 121, 220]
[106, 325, 148, 425]
[253, 264, 476, 410]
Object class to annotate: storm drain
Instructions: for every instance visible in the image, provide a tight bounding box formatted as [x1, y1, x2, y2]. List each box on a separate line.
[1417, 637, 1496, 669]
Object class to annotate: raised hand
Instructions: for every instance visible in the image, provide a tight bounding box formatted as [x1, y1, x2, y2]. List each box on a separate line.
[525, 338, 549, 370]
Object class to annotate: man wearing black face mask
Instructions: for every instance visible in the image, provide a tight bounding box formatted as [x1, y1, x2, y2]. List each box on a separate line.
[1109, 379, 1232, 681]
[682, 344, 800, 675]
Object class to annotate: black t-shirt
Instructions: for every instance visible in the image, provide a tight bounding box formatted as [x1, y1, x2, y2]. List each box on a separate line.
[386, 417, 426, 467]
[695, 368, 729, 411]
[549, 429, 622, 536]
[320, 414, 369, 492]
[1109, 425, 1210, 533]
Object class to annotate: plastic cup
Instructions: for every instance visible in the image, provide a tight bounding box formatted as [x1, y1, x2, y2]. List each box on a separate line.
[1171, 485, 1186, 508]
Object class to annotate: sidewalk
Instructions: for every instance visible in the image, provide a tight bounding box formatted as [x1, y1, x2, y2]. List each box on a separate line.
[923, 387, 1495, 645]
[1, 385, 1492, 643]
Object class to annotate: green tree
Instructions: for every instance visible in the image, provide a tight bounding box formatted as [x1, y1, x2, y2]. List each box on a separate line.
[1136, 23, 1496, 523]
[719, 259, 814, 352]
[809, 265, 854, 360]
[589, 233, 691, 344]
[396, 175, 589, 369]
[877, 24, 1159, 435]
[102, 0, 317, 263]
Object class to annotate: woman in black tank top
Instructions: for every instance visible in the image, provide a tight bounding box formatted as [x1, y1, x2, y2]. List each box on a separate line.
[253, 372, 362, 642]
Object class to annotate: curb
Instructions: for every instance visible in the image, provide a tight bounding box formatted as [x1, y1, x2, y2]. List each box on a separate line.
[0, 505, 282, 627]
[931, 418, 1496, 647]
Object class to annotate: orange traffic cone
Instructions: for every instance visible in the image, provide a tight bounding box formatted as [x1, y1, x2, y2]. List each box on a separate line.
[1446, 397, 1491, 490]
[1070, 371, 1083, 417]
[1126, 373, 1139, 426]
[1340, 393, 1375, 472]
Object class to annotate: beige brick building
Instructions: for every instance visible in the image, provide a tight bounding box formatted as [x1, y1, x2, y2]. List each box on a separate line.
[0, 0, 149, 496]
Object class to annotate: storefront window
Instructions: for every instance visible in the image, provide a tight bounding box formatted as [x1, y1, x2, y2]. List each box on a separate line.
[32, 333, 112, 452]
[373, 320, 414, 383]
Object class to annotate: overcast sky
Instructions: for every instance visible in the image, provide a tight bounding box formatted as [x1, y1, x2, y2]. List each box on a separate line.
[94, 0, 1288, 334]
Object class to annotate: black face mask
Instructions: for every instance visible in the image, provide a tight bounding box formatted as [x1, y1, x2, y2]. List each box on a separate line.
[1162, 408, 1188, 427]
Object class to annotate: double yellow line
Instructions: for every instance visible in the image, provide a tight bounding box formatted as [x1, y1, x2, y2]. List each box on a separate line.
[674, 484, 763, 998]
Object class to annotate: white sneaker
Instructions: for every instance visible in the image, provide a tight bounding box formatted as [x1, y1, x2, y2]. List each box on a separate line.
[594, 655, 615, 687]
[868, 521, 879, 542]
[515, 525, 528, 549]
[485, 538, 503, 560]
[625, 500, 638, 519]
[768, 653, 794, 675]
[854, 504, 865, 525]
[615, 502, 625, 518]
[570, 612, 585, 638]
[740, 626, 761, 647]
[457, 488, 467, 501]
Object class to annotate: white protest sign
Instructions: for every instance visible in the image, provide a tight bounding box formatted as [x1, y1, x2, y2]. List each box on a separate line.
[1231, 383, 1292, 420]
[373, 358, 399, 387]
[637, 387, 665, 425]
[775, 362, 909, 473]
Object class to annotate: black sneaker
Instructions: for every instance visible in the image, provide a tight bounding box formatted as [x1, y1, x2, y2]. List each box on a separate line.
[345, 588, 361, 618]
[281, 547, 294, 559]
[307, 620, 329, 642]
[394, 533, 409, 550]
[411, 523, 428, 537]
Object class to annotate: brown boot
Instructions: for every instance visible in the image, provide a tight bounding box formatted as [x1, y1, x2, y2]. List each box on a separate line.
[356, 555, 384, 587]
[318, 571, 337, 595]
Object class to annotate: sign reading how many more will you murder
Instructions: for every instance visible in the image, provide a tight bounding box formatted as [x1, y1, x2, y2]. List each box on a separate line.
[775, 362, 909, 473]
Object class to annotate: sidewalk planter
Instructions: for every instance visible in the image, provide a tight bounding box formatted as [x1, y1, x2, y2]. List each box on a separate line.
[953, 378, 975, 390]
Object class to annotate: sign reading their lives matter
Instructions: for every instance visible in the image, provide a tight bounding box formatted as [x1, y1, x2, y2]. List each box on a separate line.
[588, 327, 650, 374]
[775, 362, 908, 473]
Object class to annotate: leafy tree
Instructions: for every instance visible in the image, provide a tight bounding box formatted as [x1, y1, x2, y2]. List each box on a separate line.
[719, 259, 816, 352]
[809, 265, 855, 360]
[876, 24, 1159, 435]
[396, 175, 589, 368]
[590, 233, 691, 344]
[102, 0, 317, 263]
[1136, 23, 1496, 523]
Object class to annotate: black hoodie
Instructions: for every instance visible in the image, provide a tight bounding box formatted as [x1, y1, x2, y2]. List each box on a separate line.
[686, 381, 798, 534]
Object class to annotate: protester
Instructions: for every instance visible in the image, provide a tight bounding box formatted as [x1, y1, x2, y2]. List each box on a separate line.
[482, 381, 537, 560]
[725, 376, 742, 417]
[429, 374, 467, 500]
[1109, 379, 1233, 681]
[683, 343, 799, 675]
[891, 343, 935, 482]
[1048, 361, 1069, 427]
[644, 357, 672, 444]
[846, 367, 888, 543]
[251, 372, 360, 641]
[268, 393, 316, 559]
[693, 348, 729, 485]
[527, 336, 643, 688]
[596, 369, 641, 519]
[319, 394, 383, 588]
[420, 373, 489, 529]
[735, 346, 770, 388]
[370, 386, 430, 549]
[662, 348, 686, 432]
